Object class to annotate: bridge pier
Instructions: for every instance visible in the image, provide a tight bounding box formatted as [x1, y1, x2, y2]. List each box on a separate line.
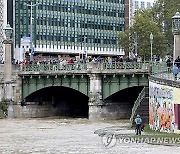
[88, 74, 118, 120]
[88, 74, 105, 120]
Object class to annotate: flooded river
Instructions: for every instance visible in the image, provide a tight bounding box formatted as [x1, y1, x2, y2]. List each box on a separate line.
[0, 118, 179, 154]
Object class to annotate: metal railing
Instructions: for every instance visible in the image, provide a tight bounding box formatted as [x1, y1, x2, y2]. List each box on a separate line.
[102, 61, 149, 70]
[151, 62, 169, 74]
[20, 63, 87, 72]
[19, 61, 150, 72]
[130, 87, 146, 126]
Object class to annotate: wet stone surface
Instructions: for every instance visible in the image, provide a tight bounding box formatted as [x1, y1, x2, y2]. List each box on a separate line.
[0, 118, 179, 154]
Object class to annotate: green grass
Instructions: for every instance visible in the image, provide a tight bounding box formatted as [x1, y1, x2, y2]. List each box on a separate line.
[143, 125, 180, 138]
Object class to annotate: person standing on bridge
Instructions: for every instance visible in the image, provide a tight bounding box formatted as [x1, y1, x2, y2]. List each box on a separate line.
[172, 64, 179, 80]
[135, 115, 142, 135]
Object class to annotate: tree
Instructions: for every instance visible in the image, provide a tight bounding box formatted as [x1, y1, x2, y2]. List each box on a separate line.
[151, 0, 180, 50]
[119, 0, 180, 59]
[119, 10, 168, 60]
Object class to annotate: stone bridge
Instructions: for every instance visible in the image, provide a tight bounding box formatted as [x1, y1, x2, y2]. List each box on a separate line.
[0, 61, 167, 120]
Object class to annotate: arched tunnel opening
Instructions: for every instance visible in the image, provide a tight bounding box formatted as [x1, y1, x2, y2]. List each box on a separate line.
[104, 86, 144, 119]
[25, 86, 89, 118]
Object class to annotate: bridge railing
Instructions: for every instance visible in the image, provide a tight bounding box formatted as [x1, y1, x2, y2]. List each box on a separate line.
[130, 87, 146, 126]
[151, 62, 169, 74]
[102, 61, 149, 70]
[20, 63, 87, 72]
[19, 61, 151, 72]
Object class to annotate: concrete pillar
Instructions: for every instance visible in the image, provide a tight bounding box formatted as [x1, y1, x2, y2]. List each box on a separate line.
[16, 76, 22, 104]
[4, 40, 12, 81]
[174, 34, 180, 59]
[3, 40, 13, 100]
[3, 40, 16, 118]
[88, 74, 104, 120]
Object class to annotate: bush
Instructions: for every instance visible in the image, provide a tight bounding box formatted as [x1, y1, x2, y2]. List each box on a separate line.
[0, 99, 8, 112]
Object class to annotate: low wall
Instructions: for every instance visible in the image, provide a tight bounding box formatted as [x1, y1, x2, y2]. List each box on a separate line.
[8, 102, 54, 118]
[89, 102, 133, 120]
[9, 101, 134, 120]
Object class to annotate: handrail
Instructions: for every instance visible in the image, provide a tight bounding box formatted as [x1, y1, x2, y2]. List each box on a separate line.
[151, 62, 169, 74]
[18, 61, 172, 74]
[19, 61, 150, 72]
[21, 63, 87, 72]
[130, 87, 146, 126]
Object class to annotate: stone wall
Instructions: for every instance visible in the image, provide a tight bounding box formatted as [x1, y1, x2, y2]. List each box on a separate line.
[8, 102, 54, 118]
[89, 102, 133, 120]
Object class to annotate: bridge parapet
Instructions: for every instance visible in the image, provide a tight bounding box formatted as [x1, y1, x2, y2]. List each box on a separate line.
[18, 62, 152, 74]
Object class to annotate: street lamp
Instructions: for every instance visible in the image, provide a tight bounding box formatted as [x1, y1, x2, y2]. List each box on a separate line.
[3, 23, 13, 81]
[25, 2, 40, 61]
[172, 12, 180, 65]
[134, 32, 138, 56]
[172, 12, 180, 33]
[4, 23, 13, 41]
[84, 36, 87, 60]
[150, 33, 153, 62]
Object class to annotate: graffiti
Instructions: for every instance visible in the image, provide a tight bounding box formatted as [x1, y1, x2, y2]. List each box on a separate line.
[149, 82, 175, 133]
[149, 86, 173, 99]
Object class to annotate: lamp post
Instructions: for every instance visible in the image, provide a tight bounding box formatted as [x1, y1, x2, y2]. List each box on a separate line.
[84, 36, 87, 61]
[3, 23, 13, 81]
[4, 23, 13, 41]
[172, 12, 180, 65]
[134, 32, 138, 56]
[3, 23, 13, 102]
[150, 33, 153, 62]
[25, 2, 40, 61]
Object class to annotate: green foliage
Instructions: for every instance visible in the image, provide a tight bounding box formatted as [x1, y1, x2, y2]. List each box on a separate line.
[144, 125, 180, 138]
[150, 0, 180, 50]
[118, 30, 133, 52]
[119, 0, 180, 59]
[119, 10, 168, 59]
[132, 10, 168, 58]
[0, 99, 8, 112]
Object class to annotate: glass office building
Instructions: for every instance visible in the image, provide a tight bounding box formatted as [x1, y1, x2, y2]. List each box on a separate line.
[14, 0, 128, 61]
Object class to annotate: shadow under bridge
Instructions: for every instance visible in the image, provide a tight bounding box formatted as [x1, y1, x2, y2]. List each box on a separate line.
[24, 86, 89, 118]
[103, 86, 144, 119]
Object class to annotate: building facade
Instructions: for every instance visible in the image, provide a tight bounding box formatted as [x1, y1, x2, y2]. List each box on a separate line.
[129, 0, 157, 26]
[0, 0, 8, 63]
[11, 0, 129, 62]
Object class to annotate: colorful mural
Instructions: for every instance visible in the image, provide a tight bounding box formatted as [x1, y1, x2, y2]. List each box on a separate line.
[149, 82, 175, 132]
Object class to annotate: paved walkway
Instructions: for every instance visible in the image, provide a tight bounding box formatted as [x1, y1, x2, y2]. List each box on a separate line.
[0, 118, 180, 154]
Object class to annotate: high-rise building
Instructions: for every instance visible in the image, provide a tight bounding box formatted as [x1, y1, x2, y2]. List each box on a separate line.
[8, 0, 129, 62]
[0, 0, 8, 63]
[129, 0, 157, 26]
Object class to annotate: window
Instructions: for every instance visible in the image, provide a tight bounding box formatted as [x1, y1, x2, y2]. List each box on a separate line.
[147, 2, 151, 9]
[135, 1, 139, 9]
[141, 1, 145, 9]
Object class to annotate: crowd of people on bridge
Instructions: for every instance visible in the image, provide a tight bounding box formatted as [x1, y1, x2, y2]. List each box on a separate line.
[15, 54, 144, 67]
[165, 55, 180, 80]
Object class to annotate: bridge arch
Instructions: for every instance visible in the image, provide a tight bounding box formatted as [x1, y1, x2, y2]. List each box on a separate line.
[102, 74, 148, 99]
[23, 86, 89, 118]
[22, 75, 90, 99]
[100, 86, 144, 119]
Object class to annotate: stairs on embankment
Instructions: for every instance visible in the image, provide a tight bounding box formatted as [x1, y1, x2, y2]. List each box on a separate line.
[131, 87, 149, 125]
[135, 97, 149, 124]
